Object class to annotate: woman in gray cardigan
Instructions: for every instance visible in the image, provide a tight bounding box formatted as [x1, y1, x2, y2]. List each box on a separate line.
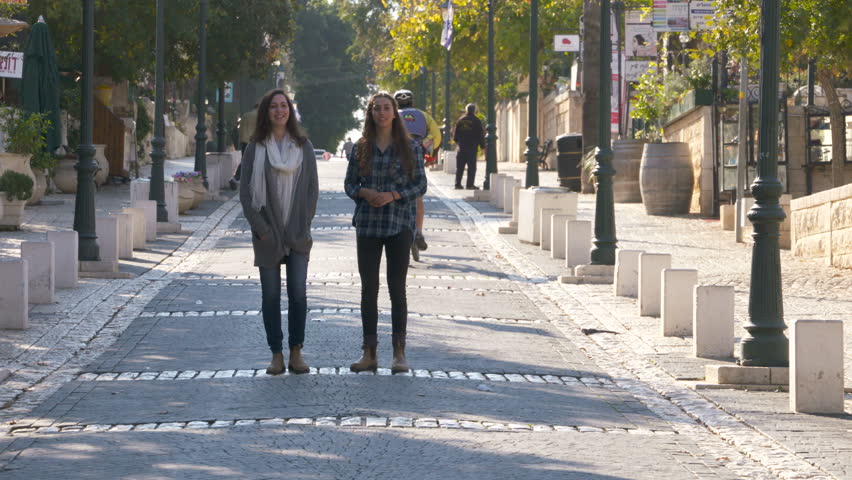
[239, 89, 319, 375]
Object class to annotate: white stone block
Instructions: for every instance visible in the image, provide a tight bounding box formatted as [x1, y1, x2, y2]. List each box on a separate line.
[488, 173, 500, 206]
[639, 253, 671, 317]
[204, 153, 222, 197]
[511, 185, 523, 223]
[720, 204, 735, 231]
[206, 152, 233, 189]
[518, 187, 577, 244]
[494, 174, 509, 209]
[96, 216, 120, 266]
[132, 199, 157, 242]
[565, 220, 592, 268]
[130, 178, 179, 225]
[539, 208, 562, 251]
[791, 320, 844, 414]
[21, 242, 55, 304]
[661, 269, 698, 336]
[443, 151, 457, 174]
[739, 197, 755, 227]
[123, 207, 147, 250]
[614, 250, 644, 297]
[0, 259, 27, 329]
[693, 285, 735, 359]
[114, 213, 134, 260]
[550, 214, 575, 260]
[47, 230, 78, 288]
[503, 178, 519, 214]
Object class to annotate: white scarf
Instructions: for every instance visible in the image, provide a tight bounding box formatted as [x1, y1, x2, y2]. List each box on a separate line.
[250, 136, 303, 225]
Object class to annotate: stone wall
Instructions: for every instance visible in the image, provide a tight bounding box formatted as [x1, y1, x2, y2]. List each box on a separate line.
[791, 183, 852, 269]
[496, 89, 582, 166]
[662, 106, 714, 216]
[496, 98, 527, 164]
[786, 105, 852, 199]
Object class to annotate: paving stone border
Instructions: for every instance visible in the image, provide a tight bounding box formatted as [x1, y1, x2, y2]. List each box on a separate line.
[315, 213, 457, 220]
[136, 309, 540, 324]
[73, 368, 610, 385]
[168, 280, 523, 295]
[8, 415, 679, 437]
[435, 185, 834, 480]
[177, 272, 516, 282]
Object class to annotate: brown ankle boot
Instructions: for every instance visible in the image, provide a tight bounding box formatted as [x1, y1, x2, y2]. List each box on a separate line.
[266, 352, 285, 375]
[288, 345, 309, 374]
[350, 346, 378, 372]
[391, 340, 409, 373]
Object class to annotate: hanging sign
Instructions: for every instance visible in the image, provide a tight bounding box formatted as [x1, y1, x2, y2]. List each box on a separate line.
[0, 52, 23, 78]
[625, 60, 653, 82]
[554, 34, 580, 52]
[689, 1, 715, 30]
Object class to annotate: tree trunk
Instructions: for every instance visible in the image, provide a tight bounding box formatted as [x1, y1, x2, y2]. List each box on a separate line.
[581, 0, 601, 193]
[817, 70, 846, 188]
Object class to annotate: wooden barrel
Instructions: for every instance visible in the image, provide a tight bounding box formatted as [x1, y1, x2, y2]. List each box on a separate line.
[639, 142, 694, 215]
[612, 139, 645, 203]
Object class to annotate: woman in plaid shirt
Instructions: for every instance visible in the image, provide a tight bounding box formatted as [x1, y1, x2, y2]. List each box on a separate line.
[344, 92, 427, 374]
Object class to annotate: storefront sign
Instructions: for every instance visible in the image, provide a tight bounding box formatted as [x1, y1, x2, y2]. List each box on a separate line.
[0, 52, 23, 78]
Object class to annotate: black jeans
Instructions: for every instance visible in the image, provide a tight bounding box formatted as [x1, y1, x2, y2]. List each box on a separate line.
[356, 230, 412, 345]
[455, 149, 477, 187]
[258, 252, 308, 353]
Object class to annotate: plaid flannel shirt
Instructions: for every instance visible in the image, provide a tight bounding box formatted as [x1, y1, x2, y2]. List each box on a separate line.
[344, 141, 427, 239]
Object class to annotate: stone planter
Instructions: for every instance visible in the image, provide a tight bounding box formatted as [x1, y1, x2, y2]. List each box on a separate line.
[27, 168, 47, 205]
[191, 183, 206, 209]
[54, 156, 79, 193]
[0, 151, 35, 182]
[639, 142, 694, 215]
[177, 182, 195, 214]
[0, 198, 26, 230]
[94, 144, 109, 185]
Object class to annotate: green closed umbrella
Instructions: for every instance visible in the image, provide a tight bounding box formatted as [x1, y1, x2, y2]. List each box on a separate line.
[21, 16, 61, 153]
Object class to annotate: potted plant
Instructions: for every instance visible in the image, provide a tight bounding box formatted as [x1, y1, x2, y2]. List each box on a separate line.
[0, 107, 51, 205]
[0, 170, 34, 229]
[173, 171, 203, 212]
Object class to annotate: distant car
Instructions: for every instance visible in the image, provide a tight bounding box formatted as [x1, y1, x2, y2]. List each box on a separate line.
[314, 149, 330, 161]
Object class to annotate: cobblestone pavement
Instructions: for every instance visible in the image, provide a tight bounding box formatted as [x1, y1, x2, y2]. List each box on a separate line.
[0, 157, 848, 479]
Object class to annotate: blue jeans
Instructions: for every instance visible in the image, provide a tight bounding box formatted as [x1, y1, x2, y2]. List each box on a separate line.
[259, 252, 308, 353]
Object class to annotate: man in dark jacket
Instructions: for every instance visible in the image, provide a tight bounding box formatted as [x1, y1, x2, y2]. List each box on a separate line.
[452, 103, 485, 190]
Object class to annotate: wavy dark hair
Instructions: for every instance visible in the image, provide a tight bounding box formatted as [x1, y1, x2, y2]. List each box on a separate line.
[355, 92, 415, 179]
[251, 89, 307, 147]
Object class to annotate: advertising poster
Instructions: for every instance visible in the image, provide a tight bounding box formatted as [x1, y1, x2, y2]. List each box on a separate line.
[666, 0, 690, 31]
[652, 0, 667, 31]
[625, 11, 656, 58]
[625, 60, 653, 82]
[690, 1, 715, 30]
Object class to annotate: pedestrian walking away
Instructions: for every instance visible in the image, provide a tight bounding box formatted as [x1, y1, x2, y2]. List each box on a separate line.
[239, 89, 319, 376]
[230, 104, 259, 190]
[342, 137, 355, 158]
[453, 103, 486, 190]
[344, 92, 427, 374]
[393, 89, 441, 262]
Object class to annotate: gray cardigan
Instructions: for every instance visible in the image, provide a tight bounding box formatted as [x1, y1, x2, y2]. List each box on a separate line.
[239, 139, 319, 267]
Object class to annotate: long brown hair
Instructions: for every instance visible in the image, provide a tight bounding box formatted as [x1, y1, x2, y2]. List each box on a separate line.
[251, 89, 307, 147]
[355, 92, 415, 179]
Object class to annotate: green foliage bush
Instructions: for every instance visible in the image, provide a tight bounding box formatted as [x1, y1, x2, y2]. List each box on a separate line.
[0, 170, 34, 201]
[0, 108, 56, 171]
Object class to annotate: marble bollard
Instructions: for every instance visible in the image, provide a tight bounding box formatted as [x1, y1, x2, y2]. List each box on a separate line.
[661, 269, 698, 336]
[114, 213, 134, 259]
[47, 230, 78, 288]
[791, 319, 844, 414]
[494, 174, 509, 209]
[21, 241, 55, 304]
[503, 178, 519, 214]
[539, 208, 562, 251]
[0, 259, 28, 329]
[443, 151, 457, 175]
[132, 199, 157, 242]
[693, 285, 735, 359]
[565, 220, 592, 268]
[96, 216, 120, 267]
[123, 207, 147, 250]
[518, 187, 577, 245]
[511, 185, 523, 224]
[130, 178, 179, 225]
[614, 250, 644, 298]
[639, 253, 671, 317]
[550, 214, 575, 260]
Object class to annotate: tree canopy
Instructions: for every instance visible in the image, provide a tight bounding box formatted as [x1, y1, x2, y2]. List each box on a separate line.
[290, 0, 371, 151]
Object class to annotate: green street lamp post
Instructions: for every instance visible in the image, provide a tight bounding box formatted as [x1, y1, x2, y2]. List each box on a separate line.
[217, 83, 226, 152]
[194, 0, 209, 189]
[483, 0, 497, 190]
[740, 0, 787, 367]
[589, 0, 617, 265]
[523, 0, 539, 187]
[73, 0, 99, 261]
[150, 0, 168, 222]
[431, 71, 436, 119]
